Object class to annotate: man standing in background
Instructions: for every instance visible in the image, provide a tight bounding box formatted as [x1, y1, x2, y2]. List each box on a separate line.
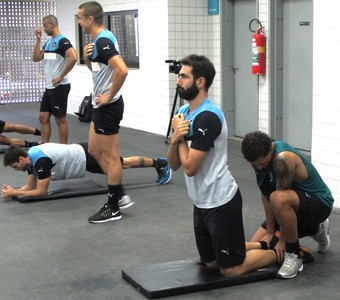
[33, 15, 78, 144]
[77, 1, 129, 223]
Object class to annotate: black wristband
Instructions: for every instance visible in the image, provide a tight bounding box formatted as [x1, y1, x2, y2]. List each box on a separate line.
[259, 240, 268, 250]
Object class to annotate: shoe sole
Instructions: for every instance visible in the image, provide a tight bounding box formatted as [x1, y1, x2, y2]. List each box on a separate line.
[119, 201, 135, 210]
[277, 265, 303, 279]
[88, 215, 122, 224]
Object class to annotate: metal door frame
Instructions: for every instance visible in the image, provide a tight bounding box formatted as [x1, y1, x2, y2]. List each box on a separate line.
[269, 0, 284, 139]
[221, 0, 259, 136]
[270, 0, 313, 150]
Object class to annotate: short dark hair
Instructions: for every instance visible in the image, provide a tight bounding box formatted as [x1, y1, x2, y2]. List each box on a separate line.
[241, 131, 273, 162]
[79, 1, 103, 25]
[3, 146, 28, 167]
[43, 15, 58, 26]
[180, 54, 216, 91]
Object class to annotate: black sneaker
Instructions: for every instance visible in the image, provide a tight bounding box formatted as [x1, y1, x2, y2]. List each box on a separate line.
[88, 203, 122, 224]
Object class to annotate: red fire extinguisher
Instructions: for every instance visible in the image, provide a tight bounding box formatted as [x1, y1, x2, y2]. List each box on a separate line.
[249, 19, 266, 75]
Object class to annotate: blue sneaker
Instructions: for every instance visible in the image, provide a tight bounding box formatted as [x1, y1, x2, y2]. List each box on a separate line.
[156, 158, 172, 184]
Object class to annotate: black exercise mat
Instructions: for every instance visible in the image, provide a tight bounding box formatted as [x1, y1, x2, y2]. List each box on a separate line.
[13, 179, 108, 202]
[0, 147, 8, 154]
[0, 146, 30, 154]
[122, 258, 278, 299]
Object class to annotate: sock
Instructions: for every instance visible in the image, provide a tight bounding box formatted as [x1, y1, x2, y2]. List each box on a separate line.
[107, 184, 122, 211]
[153, 158, 167, 169]
[34, 128, 41, 136]
[121, 185, 126, 197]
[25, 141, 39, 148]
[273, 249, 279, 262]
[259, 240, 268, 250]
[269, 235, 279, 249]
[286, 241, 301, 257]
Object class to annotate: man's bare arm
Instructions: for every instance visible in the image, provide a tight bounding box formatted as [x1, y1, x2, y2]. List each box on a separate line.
[273, 154, 295, 190]
[2, 176, 50, 198]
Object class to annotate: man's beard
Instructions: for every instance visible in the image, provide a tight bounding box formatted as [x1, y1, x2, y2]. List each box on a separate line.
[178, 82, 199, 101]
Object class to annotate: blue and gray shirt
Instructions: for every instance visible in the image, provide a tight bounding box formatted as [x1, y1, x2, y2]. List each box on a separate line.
[90, 29, 121, 108]
[27, 143, 86, 180]
[43, 34, 73, 89]
[179, 98, 238, 209]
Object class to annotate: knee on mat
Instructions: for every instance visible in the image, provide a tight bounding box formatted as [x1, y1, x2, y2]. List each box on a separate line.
[220, 266, 243, 277]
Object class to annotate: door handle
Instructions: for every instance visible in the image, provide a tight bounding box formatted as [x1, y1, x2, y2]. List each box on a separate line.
[232, 65, 238, 73]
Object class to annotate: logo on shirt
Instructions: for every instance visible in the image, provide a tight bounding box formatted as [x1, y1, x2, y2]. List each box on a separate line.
[52, 42, 57, 48]
[198, 128, 208, 136]
[221, 249, 230, 255]
[268, 171, 274, 182]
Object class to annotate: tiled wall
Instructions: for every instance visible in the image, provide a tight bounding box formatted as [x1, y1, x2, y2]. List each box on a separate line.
[168, 0, 221, 107]
[312, 0, 340, 209]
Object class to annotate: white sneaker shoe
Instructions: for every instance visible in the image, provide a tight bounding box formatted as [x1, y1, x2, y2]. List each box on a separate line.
[277, 252, 303, 279]
[313, 218, 330, 254]
[118, 195, 135, 210]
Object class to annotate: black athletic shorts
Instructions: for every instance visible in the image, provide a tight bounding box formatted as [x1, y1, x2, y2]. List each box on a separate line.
[194, 189, 246, 269]
[260, 189, 332, 237]
[79, 142, 124, 174]
[79, 142, 103, 174]
[40, 84, 70, 117]
[0, 120, 5, 133]
[92, 96, 124, 135]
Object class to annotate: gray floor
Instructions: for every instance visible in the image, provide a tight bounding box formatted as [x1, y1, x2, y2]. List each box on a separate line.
[0, 103, 339, 300]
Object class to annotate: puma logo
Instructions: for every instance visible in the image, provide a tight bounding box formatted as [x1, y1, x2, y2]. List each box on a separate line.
[198, 128, 207, 136]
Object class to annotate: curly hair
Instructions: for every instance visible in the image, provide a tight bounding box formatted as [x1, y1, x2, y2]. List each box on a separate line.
[241, 131, 273, 162]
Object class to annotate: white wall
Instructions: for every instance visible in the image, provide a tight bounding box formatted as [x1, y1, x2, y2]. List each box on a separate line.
[312, 0, 340, 209]
[56, 0, 221, 136]
[256, 0, 340, 209]
[58, 0, 171, 136]
[55, 0, 340, 208]
[168, 0, 221, 107]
